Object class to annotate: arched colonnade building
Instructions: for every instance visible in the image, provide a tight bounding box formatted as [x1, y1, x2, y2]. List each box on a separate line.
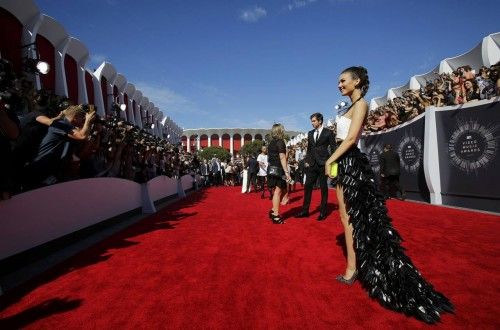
[182, 128, 303, 155]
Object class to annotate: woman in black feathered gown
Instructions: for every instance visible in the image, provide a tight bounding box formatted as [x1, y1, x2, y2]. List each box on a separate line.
[324, 66, 454, 323]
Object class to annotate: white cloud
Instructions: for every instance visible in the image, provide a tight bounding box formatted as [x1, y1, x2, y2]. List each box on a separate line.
[286, 0, 317, 11]
[135, 82, 207, 115]
[239, 6, 267, 23]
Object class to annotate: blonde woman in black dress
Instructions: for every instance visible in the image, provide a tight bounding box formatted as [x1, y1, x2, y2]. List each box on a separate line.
[267, 123, 291, 224]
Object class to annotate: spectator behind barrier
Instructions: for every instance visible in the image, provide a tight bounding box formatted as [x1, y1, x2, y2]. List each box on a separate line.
[476, 66, 497, 100]
[364, 62, 500, 132]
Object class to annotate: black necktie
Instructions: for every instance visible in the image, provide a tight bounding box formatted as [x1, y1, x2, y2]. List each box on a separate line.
[315, 129, 319, 142]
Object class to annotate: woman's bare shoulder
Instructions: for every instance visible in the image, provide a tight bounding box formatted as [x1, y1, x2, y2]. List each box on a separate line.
[353, 98, 369, 110]
[345, 99, 368, 118]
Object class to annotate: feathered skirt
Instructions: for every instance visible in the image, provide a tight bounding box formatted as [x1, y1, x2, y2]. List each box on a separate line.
[336, 145, 454, 323]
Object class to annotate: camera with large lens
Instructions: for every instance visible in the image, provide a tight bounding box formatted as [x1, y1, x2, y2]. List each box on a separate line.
[57, 98, 70, 112]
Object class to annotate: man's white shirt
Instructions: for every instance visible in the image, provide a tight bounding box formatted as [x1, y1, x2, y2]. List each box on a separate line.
[257, 153, 268, 176]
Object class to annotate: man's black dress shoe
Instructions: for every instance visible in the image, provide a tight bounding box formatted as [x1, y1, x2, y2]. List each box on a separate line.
[317, 213, 327, 221]
[295, 211, 309, 218]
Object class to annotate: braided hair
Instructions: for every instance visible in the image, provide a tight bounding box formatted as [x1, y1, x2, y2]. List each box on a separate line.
[342, 66, 370, 97]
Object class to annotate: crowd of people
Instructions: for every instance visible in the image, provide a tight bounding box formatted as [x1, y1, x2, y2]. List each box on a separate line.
[197, 143, 306, 197]
[2, 50, 308, 201]
[0, 58, 199, 200]
[364, 62, 500, 132]
[2, 55, 307, 200]
[3, 55, 499, 202]
[199, 156, 245, 187]
[0, 43, 462, 321]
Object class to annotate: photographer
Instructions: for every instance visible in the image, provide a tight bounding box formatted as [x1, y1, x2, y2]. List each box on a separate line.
[0, 99, 19, 141]
[78, 119, 106, 178]
[23, 104, 95, 189]
[0, 59, 21, 199]
[144, 147, 158, 181]
[106, 140, 126, 178]
[11, 93, 65, 184]
[0, 97, 20, 200]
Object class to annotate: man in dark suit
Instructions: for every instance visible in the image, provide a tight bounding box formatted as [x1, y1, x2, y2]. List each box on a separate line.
[296, 112, 336, 221]
[200, 159, 209, 187]
[211, 157, 221, 186]
[246, 154, 259, 192]
[379, 144, 405, 200]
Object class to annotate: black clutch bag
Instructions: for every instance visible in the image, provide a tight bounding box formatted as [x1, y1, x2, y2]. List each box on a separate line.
[267, 165, 285, 178]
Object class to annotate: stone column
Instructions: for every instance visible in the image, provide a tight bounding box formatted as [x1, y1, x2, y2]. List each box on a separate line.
[208, 134, 211, 147]
[230, 135, 234, 155]
[196, 136, 200, 151]
[241, 135, 245, 147]
[219, 136, 222, 147]
[186, 136, 191, 152]
[252, 134, 255, 142]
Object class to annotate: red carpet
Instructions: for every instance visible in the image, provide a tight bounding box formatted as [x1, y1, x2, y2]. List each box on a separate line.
[1, 186, 499, 329]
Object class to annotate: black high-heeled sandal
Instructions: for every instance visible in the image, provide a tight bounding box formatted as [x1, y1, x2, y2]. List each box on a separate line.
[270, 213, 285, 224]
[268, 210, 274, 220]
[336, 270, 358, 285]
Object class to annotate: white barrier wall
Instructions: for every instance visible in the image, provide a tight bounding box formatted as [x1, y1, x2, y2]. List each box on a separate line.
[0, 175, 197, 260]
[181, 174, 195, 191]
[424, 105, 442, 205]
[0, 178, 141, 260]
[424, 98, 500, 212]
[363, 98, 500, 212]
[147, 175, 178, 203]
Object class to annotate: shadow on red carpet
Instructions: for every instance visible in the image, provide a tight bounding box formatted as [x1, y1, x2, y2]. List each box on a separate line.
[1, 186, 499, 329]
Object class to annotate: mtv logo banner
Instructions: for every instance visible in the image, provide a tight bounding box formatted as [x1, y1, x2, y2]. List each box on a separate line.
[362, 115, 429, 202]
[435, 101, 500, 212]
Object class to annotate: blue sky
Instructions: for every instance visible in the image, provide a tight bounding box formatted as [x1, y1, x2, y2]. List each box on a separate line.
[36, 0, 500, 132]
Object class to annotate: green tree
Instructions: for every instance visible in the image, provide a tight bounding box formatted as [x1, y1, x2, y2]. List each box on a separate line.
[198, 146, 231, 162]
[240, 140, 265, 158]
